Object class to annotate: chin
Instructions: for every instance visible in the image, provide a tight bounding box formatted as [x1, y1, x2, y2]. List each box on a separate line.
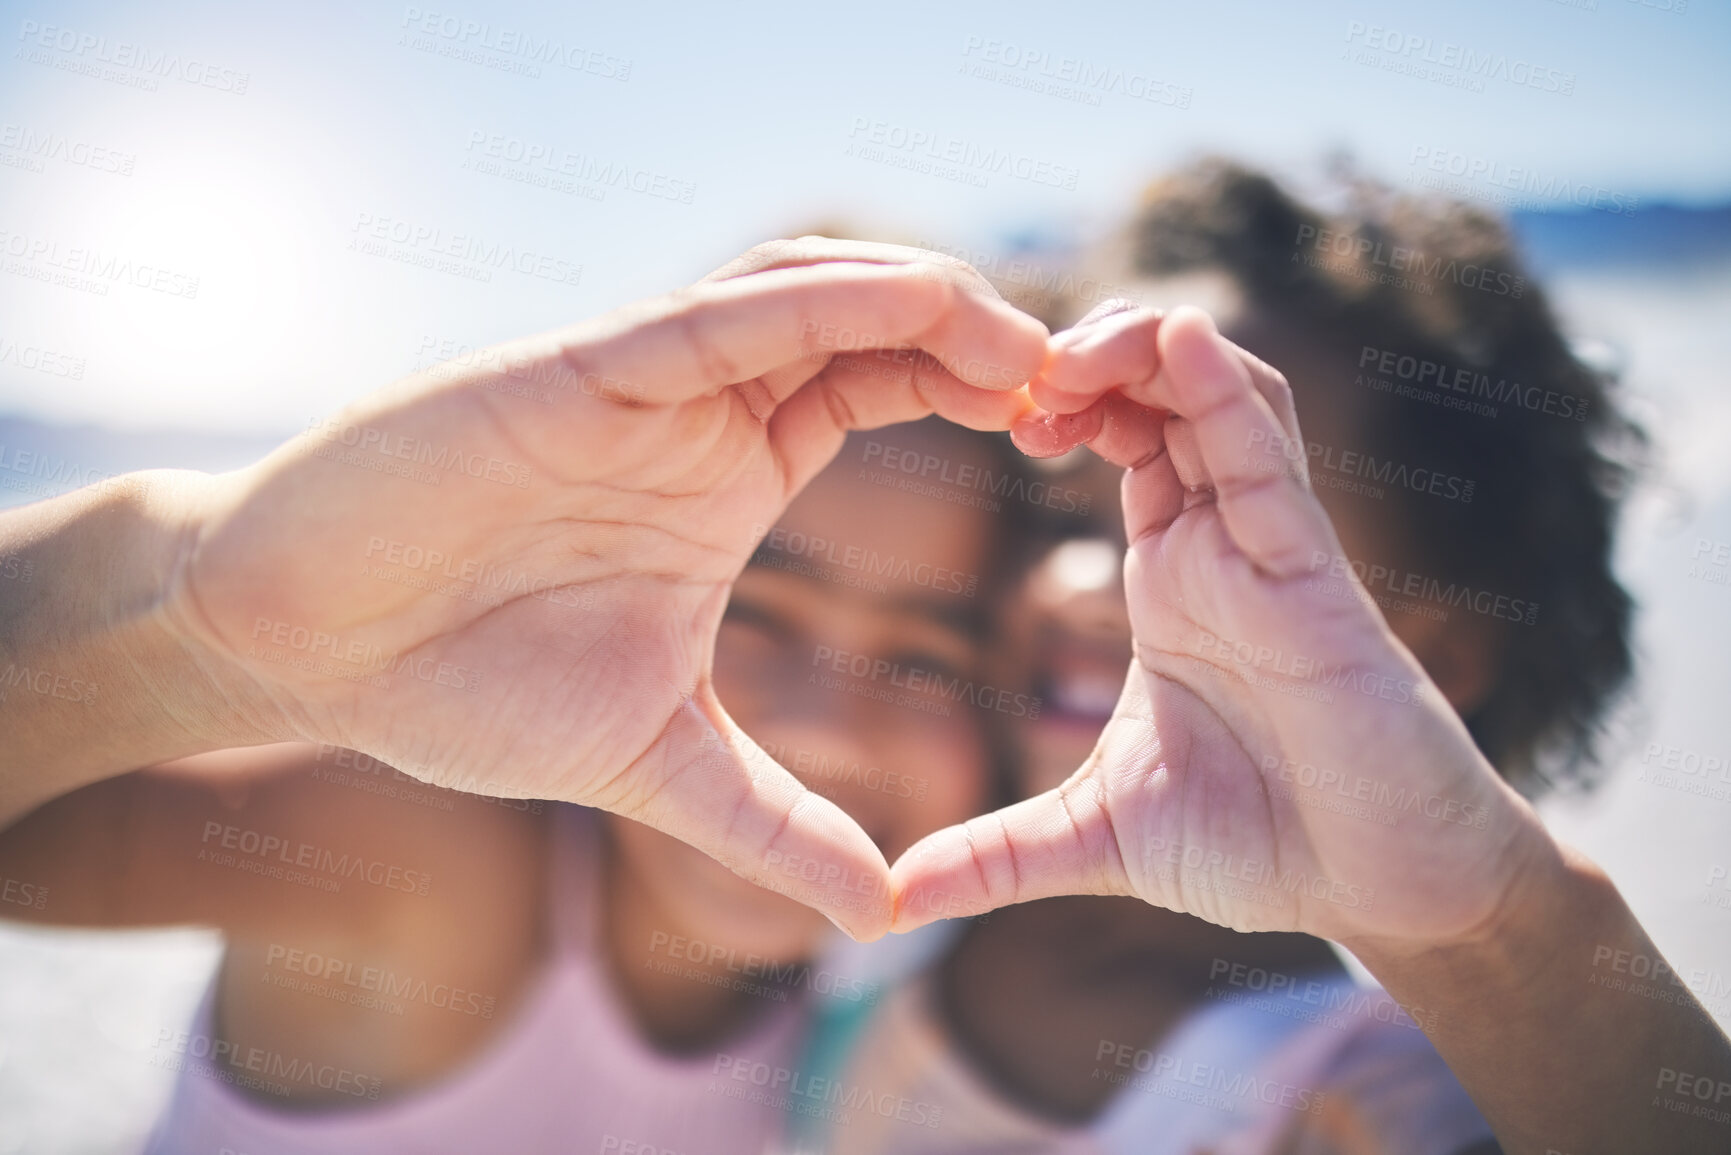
[685, 857, 831, 960]
[618, 821, 831, 963]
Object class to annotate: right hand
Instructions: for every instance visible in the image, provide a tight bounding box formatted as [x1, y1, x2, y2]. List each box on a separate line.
[163, 239, 1048, 938]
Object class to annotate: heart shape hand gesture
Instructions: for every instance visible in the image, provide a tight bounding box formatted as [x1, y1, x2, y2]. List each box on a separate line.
[890, 303, 1551, 956]
[163, 241, 1548, 952]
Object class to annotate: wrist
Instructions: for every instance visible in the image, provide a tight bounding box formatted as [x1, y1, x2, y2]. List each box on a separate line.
[0, 469, 284, 822]
[1343, 817, 1610, 997]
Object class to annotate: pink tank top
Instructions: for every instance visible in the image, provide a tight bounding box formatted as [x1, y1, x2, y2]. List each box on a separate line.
[142, 804, 806, 1155]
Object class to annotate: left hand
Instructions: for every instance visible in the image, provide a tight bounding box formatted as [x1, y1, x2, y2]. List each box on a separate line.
[889, 304, 1555, 951]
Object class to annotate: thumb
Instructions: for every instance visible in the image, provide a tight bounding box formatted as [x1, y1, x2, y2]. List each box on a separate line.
[887, 773, 1130, 933]
[613, 698, 894, 941]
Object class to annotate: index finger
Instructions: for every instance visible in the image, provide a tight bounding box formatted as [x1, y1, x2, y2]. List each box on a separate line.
[555, 260, 1048, 408]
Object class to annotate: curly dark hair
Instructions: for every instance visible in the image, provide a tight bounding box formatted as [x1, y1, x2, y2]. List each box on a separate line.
[1101, 157, 1645, 792]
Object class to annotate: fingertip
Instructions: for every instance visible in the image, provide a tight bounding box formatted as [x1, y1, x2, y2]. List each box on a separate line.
[826, 908, 888, 944]
[1011, 403, 1104, 458]
[1162, 304, 1219, 340]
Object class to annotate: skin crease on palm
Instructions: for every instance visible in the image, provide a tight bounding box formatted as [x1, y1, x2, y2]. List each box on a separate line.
[135, 242, 1055, 943]
[936, 297, 1511, 1119]
[887, 299, 1554, 958]
[603, 425, 999, 1047]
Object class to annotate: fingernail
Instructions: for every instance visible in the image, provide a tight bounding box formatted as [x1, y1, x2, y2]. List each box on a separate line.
[1012, 406, 1101, 458]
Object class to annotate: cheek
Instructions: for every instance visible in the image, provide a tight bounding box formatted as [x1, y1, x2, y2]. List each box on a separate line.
[884, 724, 989, 842]
[711, 641, 771, 727]
[607, 818, 826, 951]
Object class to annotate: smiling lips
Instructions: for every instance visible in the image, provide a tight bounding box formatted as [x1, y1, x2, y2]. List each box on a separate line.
[1035, 641, 1126, 730]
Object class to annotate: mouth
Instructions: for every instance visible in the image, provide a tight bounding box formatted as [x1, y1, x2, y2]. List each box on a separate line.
[1032, 639, 1128, 731]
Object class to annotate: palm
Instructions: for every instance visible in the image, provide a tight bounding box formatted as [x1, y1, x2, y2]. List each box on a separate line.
[891, 307, 1541, 949]
[167, 242, 1049, 937]
[193, 375, 795, 800]
[1084, 479, 1515, 943]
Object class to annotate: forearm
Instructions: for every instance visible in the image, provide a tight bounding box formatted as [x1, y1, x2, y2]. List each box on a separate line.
[0, 470, 280, 825]
[1345, 839, 1731, 1155]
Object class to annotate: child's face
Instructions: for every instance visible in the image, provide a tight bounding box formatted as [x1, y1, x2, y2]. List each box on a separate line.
[1002, 311, 1493, 802]
[607, 432, 1000, 959]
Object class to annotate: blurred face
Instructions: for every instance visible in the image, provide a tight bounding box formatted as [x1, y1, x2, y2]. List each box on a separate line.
[607, 429, 999, 961]
[1004, 306, 1491, 798]
[989, 315, 1487, 986]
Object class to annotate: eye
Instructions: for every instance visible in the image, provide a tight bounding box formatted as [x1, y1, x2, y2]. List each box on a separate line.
[887, 647, 970, 684]
[721, 598, 787, 635]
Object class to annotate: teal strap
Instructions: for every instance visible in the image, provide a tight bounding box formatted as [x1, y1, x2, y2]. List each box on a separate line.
[780, 992, 882, 1153]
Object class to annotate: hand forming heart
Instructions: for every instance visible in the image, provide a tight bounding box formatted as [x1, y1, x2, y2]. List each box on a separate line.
[889, 302, 1553, 955]
[162, 239, 1549, 951]
[163, 239, 1043, 940]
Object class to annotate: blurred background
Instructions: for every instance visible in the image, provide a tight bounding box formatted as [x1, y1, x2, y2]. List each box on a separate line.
[2, 0, 1728, 1149]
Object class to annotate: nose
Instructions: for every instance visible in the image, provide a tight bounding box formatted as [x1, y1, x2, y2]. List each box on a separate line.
[1032, 537, 1130, 638]
[750, 712, 895, 844]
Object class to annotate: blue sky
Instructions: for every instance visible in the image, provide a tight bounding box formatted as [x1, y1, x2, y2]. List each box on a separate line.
[1, 0, 1727, 432]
